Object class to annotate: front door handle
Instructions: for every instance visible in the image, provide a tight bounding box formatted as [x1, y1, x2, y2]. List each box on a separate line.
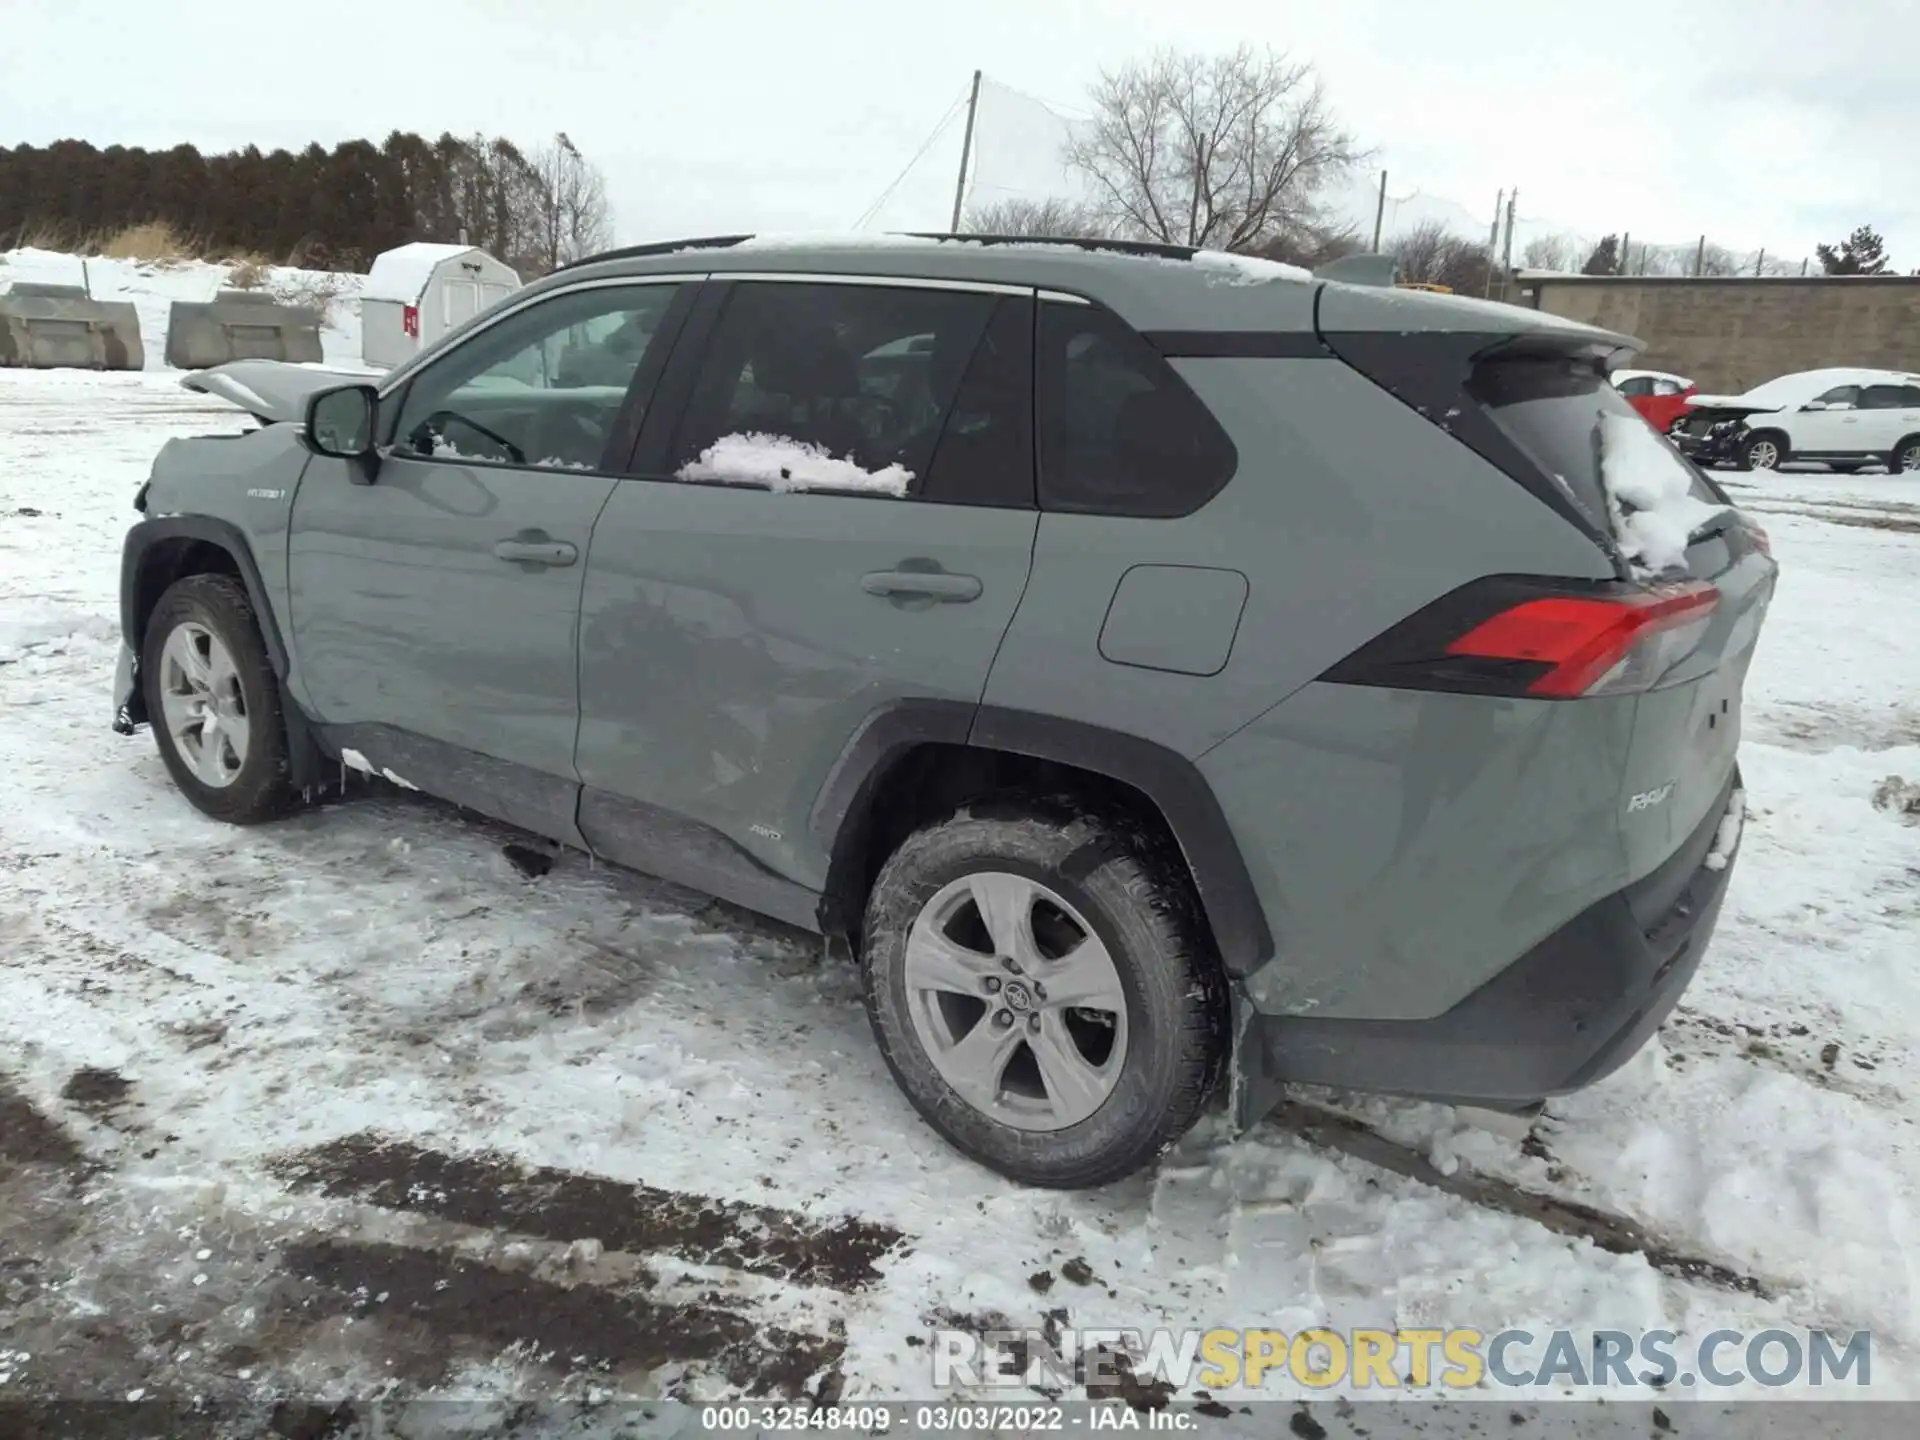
[494, 536, 578, 567]
[861, 570, 983, 603]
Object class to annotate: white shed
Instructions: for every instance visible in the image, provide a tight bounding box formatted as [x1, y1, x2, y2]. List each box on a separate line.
[360, 242, 521, 369]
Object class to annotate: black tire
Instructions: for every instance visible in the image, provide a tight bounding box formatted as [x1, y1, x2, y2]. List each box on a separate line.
[1739, 430, 1787, 471]
[142, 574, 296, 825]
[860, 794, 1227, 1188]
[1892, 436, 1920, 474]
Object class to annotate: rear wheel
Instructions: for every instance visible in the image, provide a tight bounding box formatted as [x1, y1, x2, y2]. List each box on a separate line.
[142, 574, 295, 824]
[860, 797, 1226, 1188]
[1740, 431, 1786, 471]
[1893, 436, 1920, 473]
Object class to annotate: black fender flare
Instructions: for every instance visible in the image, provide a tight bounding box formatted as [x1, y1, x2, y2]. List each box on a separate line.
[120, 515, 326, 790]
[122, 515, 292, 676]
[809, 699, 1275, 977]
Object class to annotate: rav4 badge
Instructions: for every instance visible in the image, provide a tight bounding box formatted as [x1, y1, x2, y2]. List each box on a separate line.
[1628, 783, 1676, 813]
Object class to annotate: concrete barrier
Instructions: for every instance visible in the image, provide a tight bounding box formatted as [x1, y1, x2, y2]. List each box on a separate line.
[0, 282, 145, 370]
[164, 289, 323, 370]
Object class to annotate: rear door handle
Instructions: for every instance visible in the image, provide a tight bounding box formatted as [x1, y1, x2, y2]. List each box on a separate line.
[861, 570, 983, 602]
[493, 537, 578, 567]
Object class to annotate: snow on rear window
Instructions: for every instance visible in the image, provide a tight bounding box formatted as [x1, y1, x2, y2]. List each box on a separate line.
[677, 432, 912, 497]
[1599, 412, 1729, 575]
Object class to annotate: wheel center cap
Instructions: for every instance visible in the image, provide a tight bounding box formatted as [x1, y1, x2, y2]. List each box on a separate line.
[1003, 981, 1033, 1013]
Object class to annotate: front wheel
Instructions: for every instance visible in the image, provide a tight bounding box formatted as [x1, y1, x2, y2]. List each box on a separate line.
[860, 797, 1227, 1188]
[1892, 437, 1920, 473]
[142, 574, 296, 824]
[1740, 431, 1786, 471]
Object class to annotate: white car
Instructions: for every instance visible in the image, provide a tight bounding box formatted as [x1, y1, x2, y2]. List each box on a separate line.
[1687, 367, 1920, 473]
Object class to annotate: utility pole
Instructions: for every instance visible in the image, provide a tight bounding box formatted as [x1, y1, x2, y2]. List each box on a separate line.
[1694, 234, 1707, 277]
[1754, 247, 1765, 276]
[1620, 232, 1630, 277]
[1499, 189, 1518, 295]
[1801, 257, 1810, 276]
[949, 69, 983, 233]
[1483, 189, 1503, 297]
[1371, 170, 1388, 251]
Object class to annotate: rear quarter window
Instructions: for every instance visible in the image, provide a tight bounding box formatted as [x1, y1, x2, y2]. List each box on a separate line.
[1470, 357, 1721, 525]
[1037, 301, 1236, 518]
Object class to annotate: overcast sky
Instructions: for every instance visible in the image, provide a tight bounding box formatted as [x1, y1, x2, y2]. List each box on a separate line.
[5, 0, 1914, 269]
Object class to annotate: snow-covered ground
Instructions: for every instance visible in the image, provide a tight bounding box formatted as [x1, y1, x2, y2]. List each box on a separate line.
[2, 370, 1918, 1428]
[1, 247, 367, 369]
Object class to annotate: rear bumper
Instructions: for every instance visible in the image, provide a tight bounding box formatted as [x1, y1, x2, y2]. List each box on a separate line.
[1231, 767, 1744, 1125]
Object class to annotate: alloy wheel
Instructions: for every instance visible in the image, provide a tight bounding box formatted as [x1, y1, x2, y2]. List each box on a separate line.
[158, 621, 250, 788]
[902, 871, 1129, 1132]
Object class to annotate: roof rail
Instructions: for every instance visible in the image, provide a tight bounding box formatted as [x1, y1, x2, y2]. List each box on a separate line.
[555, 231, 1223, 275]
[553, 235, 751, 273]
[904, 232, 1202, 261]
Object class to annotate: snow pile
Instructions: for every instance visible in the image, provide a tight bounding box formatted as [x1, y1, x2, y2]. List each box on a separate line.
[1599, 412, 1729, 574]
[0, 247, 366, 370]
[1190, 249, 1312, 284]
[678, 432, 912, 496]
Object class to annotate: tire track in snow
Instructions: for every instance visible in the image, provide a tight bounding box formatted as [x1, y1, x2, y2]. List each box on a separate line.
[271, 1132, 906, 1292]
[1269, 1101, 1778, 1300]
[279, 1237, 846, 1400]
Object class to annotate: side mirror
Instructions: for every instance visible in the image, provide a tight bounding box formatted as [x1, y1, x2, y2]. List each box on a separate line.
[306, 384, 380, 463]
[1801, 400, 1829, 411]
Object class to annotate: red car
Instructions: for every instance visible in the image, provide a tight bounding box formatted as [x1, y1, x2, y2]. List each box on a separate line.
[1612, 369, 1698, 434]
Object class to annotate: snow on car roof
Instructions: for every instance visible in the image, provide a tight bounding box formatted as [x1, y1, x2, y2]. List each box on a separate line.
[1612, 368, 1693, 387]
[362, 243, 484, 305]
[1731, 367, 1920, 408]
[653, 232, 1315, 284]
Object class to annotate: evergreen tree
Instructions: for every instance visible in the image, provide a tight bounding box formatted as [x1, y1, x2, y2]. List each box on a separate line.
[1581, 234, 1621, 276]
[1815, 225, 1891, 275]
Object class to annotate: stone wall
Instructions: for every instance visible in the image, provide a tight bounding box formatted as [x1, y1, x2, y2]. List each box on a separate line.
[1511, 275, 1920, 393]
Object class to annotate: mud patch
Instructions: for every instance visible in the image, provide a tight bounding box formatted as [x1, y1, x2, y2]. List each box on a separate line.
[60, 1066, 135, 1122]
[272, 1134, 904, 1291]
[1745, 506, 1920, 535]
[283, 1238, 841, 1397]
[0, 1081, 83, 1167]
[1664, 1009, 1902, 1106]
[1872, 776, 1920, 823]
[1751, 700, 1920, 755]
[1271, 1102, 1776, 1299]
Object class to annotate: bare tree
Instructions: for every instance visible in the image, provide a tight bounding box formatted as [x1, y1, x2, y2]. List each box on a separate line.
[1697, 242, 1742, 277]
[964, 196, 1107, 238]
[1066, 45, 1363, 252]
[1256, 219, 1365, 270]
[526, 133, 614, 273]
[1388, 219, 1494, 293]
[1520, 233, 1580, 272]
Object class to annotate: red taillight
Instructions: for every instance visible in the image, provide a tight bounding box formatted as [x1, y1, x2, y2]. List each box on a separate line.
[1319, 576, 1723, 700]
[1446, 586, 1720, 698]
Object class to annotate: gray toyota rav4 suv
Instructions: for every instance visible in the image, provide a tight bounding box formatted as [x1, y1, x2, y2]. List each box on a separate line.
[113, 234, 1774, 1187]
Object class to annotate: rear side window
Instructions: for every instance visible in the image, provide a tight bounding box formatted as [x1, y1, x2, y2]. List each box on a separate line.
[667, 281, 1028, 503]
[1862, 384, 1920, 409]
[1037, 300, 1236, 517]
[1469, 356, 1721, 524]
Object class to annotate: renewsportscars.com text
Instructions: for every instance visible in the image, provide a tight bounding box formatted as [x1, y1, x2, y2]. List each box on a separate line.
[933, 1326, 1872, 1391]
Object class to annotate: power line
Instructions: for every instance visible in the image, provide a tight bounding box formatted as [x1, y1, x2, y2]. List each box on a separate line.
[852, 95, 967, 230]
